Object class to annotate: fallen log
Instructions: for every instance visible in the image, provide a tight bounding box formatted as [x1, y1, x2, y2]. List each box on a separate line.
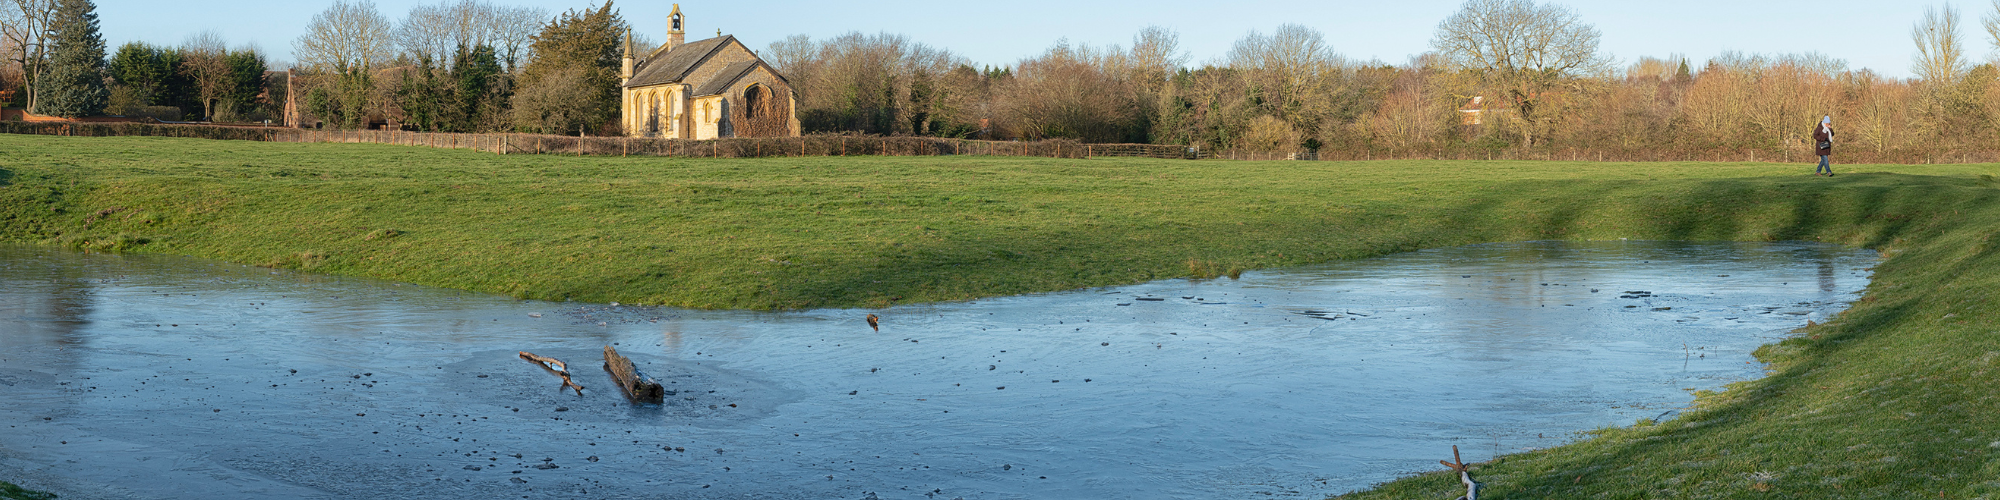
[1439, 445, 1479, 500]
[602, 345, 665, 404]
[519, 351, 585, 395]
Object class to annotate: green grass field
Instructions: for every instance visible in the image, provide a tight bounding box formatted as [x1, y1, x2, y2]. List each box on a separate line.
[3, 134, 1999, 497]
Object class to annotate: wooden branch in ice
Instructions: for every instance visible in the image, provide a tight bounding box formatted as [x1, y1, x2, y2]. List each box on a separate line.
[602, 345, 665, 404]
[519, 351, 585, 395]
[1438, 445, 1479, 500]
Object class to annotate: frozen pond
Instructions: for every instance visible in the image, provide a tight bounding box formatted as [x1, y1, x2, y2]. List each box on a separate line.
[0, 241, 1873, 499]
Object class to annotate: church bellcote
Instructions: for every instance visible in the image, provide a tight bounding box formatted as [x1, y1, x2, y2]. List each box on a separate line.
[667, 4, 685, 50]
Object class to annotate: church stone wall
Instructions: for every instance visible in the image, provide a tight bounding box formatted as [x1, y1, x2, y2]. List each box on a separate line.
[683, 43, 759, 94]
[727, 66, 797, 138]
[622, 86, 686, 138]
[692, 95, 727, 140]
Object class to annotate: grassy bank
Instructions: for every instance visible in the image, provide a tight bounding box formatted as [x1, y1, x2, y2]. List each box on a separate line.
[3, 135, 1999, 496]
[0, 481, 54, 500]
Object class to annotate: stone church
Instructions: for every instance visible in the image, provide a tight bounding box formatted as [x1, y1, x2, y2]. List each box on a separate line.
[620, 5, 800, 139]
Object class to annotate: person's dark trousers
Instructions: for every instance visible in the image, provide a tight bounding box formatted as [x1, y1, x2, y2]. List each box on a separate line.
[1816, 155, 1832, 175]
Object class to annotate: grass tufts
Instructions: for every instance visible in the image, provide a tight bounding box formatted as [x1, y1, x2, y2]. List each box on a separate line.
[50, 232, 154, 253]
[1186, 258, 1219, 279]
[262, 250, 329, 270]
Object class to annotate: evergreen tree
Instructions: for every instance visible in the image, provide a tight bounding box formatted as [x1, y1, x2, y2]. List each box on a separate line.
[105, 42, 199, 117]
[394, 55, 445, 131]
[451, 45, 505, 131]
[223, 49, 269, 117]
[107, 42, 171, 103]
[34, 0, 107, 117]
[510, 2, 625, 135]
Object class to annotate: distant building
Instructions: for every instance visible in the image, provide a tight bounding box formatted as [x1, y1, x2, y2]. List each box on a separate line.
[619, 4, 799, 139]
[1459, 96, 1485, 126]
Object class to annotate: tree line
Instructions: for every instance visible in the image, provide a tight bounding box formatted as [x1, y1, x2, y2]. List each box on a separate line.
[6, 0, 2000, 159]
[2, 0, 274, 121]
[762, 0, 2000, 158]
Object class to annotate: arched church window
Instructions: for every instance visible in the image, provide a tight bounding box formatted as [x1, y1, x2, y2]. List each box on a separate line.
[744, 85, 764, 119]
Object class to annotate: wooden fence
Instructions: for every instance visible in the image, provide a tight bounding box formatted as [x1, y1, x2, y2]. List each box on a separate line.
[0, 121, 1088, 159]
[11, 121, 1993, 164]
[1083, 143, 1203, 159]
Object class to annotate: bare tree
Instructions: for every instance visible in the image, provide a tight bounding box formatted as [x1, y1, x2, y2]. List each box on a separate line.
[1228, 24, 1341, 74]
[1431, 0, 1609, 146]
[778, 31, 972, 135]
[511, 63, 602, 134]
[1984, 0, 2000, 59]
[446, 0, 495, 51]
[180, 30, 230, 120]
[1432, 0, 1607, 77]
[0, 0, 54, 110]
[763, 34, 813, 76]
[490, 4, 547, 73]
[1915, 3, 1967, 85]
[1227, 23, 1345, 138]
[397, 0, 502, 64]
[1130, 26, 1186, 75]
[1707, 50, 1847, 78]
[995, 39, 1143, 142]
[0, 36, 19, 98]
[396, 2, 455, 63]
[294, 0, 393, 73]
[1626, 54, 1687, 81]
[1127, 25, 1185, 97]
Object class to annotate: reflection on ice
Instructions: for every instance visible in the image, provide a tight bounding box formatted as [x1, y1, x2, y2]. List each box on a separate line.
[0, 241, 1873, 499]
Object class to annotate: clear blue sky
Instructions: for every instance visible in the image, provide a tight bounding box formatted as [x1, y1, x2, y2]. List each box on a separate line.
[96, 0, 1960, 78]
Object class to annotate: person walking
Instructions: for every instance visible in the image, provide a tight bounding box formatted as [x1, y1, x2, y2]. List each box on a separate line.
[1813, 116, 1834, 176]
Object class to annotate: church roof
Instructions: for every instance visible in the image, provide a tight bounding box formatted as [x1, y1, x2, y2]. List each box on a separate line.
[624, 35, 734, 88]
[691, 61, 764, 97]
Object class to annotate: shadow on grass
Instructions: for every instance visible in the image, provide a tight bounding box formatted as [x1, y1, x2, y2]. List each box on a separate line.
[676, 173, 1993, 311]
